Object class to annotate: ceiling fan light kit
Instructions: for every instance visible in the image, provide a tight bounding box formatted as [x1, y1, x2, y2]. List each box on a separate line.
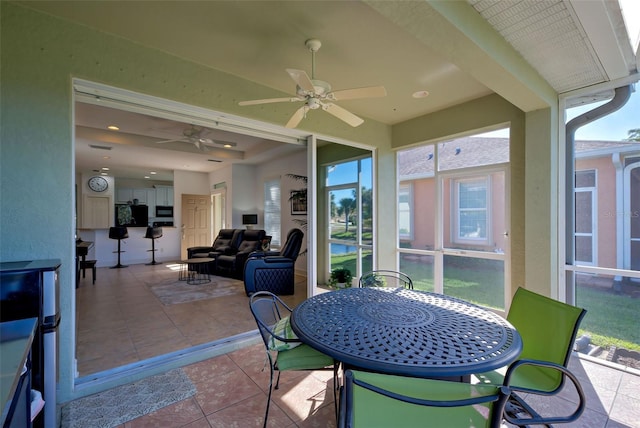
[239, 38, 386, 128]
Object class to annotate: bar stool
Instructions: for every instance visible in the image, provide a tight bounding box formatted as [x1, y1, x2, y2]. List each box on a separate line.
[144, 226, 163, 265]
[109, 226, 129, 268]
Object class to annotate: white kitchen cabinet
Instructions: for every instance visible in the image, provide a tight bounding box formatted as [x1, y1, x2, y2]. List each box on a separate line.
[155, 186, 174, 206]
[146, 189, 156, 215]
[132, 188, 149, 204]
[116, 188, 133, 203]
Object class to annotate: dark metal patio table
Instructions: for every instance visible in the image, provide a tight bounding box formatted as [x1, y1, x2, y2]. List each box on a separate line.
[290, 287, 522, 381]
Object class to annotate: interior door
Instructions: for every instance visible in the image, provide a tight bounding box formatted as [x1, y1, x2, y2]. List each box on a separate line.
[181, 194, 211, 258]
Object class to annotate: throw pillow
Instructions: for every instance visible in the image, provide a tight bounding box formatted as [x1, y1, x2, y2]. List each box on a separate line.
[268, 316, 301, 351]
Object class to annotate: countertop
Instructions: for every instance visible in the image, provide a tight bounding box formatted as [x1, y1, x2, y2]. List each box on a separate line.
[0, 318, 37, 426]
[0, 259, 61, 272]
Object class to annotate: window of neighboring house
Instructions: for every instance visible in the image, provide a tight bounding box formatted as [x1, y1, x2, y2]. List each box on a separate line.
[398, 183, 413, 240]
[264, 178, 281, 246]
[574, 169, 597, 264]
[453, 176, 489, 244]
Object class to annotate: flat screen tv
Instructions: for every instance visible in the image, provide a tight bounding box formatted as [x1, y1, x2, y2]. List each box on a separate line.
[242, 214, 258, 225]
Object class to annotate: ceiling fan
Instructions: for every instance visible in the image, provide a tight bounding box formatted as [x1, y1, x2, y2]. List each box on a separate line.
[239, 39, 387, 128]
[155, 125, 237, 151]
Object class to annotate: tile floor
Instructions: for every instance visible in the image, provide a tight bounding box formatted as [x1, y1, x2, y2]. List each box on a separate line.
[95, 344, 638, 428]
[75, 263, 640, 427]
[75, 262, 308, 376]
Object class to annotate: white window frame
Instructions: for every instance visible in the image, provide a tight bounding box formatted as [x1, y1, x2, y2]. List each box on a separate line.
[263, 177, 281, 247]
[452, 175, 491, 246]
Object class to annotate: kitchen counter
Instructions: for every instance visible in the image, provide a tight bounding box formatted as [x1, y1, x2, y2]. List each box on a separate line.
[77, 226, 181, 267]
[1, 318, 37, 427]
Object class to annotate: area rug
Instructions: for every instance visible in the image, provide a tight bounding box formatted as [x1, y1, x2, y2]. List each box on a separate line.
[60, 368, 196, 428]
[148, 275, 245, 305]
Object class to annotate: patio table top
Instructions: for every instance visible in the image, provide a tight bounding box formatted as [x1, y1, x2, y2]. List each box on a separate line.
[291, 287, 522, 379]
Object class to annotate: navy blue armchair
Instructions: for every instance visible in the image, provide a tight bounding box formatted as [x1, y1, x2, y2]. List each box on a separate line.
[244, 228, 304, 296]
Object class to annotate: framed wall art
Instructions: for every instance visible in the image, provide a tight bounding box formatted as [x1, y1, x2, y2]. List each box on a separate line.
[290, 190, 307, 215]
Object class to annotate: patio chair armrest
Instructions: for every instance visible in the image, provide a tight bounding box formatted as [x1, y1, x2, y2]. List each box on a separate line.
[503, 359, 586, 426]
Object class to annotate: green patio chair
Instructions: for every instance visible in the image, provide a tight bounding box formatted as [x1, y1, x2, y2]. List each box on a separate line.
[249, 291, 339, 428]
[474, 287, 587, 426]
[340, 364, 586, 428]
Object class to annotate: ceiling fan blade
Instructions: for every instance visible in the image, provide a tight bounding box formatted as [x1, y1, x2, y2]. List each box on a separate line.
[329, 85, 387, 101]
[286, 106, 307, 128]
[155, 138, 187, 144]
[323, 103, 364, 127]
[194, 140, 210, 152]
[286, 69, 315, 93]
[239, 97, 301, 106]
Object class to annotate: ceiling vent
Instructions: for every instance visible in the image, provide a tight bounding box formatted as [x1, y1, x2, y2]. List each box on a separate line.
[89, 144, 112, 150]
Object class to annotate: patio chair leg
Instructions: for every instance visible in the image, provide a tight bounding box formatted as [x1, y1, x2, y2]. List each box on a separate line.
[275, 371, 282, 389]
[333, 361, 339, 420]
[264, 366, 274, 428]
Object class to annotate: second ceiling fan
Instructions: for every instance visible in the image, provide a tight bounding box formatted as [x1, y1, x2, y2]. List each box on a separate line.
[155, 125, 236, 151]
[239, 39, 387, 128]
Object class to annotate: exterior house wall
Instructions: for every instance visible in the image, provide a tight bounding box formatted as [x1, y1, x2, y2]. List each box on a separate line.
[403, 178, 436, 250]
[403, 170, 505, 253]
[575, 156, 618, 268]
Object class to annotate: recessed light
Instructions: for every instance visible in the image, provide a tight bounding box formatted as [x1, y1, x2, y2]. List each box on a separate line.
[144, 176, 150, 179]
[100, 172, 108, 176]
[107, 125, 120, 131]
[103, 156, 111, 160]
[150, 171, 157, 175]
[101, 167, 110, 171]
[412, 90, 430, 99]
[223, 144, 232, 148]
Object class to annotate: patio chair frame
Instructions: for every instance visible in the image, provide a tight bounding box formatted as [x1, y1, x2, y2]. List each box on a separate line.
[358, 270, 413, 289]
[249, 291, 339, 428]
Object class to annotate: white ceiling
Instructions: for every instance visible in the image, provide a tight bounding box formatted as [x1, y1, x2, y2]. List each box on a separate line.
[19, 0, 637, 181]
[75, 102, 305, 181]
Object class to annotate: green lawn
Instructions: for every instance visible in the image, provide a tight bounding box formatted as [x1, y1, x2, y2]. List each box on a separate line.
[328, 252, 640, 352]
[576, 285, 640, 351]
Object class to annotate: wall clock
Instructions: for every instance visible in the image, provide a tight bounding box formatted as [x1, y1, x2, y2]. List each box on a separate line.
[88, 176, 108, 192]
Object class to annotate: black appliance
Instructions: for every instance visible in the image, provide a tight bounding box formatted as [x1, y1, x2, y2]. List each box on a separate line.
[155, 205, 173, 218]
[115, 204, 148, 227]
[152, 221, 174, 227]
[1, 259, 61, 428]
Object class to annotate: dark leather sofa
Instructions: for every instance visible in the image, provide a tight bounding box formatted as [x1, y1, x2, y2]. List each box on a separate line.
[216, 229, 266, 279]
[187, 228, 266, 280]
[243, 228, 304, 295]
[187, 229, 243, 260]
